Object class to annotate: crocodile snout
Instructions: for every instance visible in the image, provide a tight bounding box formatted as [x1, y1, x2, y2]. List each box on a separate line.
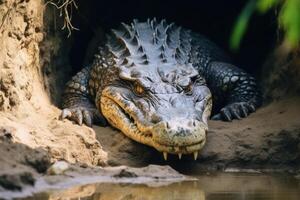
[151, 119, 207, 155]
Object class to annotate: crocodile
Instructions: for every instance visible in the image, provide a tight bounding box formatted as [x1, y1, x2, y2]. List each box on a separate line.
[60, 19, 262, 160]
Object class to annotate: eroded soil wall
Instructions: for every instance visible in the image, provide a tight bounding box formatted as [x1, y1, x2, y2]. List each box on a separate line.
[0, 0, 107, 182]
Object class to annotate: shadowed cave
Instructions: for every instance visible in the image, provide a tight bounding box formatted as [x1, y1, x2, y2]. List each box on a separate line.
[45, 0, 278, 106]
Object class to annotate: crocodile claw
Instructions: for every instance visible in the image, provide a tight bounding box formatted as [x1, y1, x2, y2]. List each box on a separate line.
[211, 102, 256, 121]
[60, 107, 107, 127]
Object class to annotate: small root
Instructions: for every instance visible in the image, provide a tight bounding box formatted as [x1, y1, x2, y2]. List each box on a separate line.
[45, 0, 79, 37]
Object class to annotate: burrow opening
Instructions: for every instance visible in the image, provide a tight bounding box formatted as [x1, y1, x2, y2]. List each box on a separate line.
[44, 0, 278, 106]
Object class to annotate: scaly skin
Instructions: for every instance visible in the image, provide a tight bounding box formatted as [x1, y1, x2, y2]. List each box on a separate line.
[61, 19, 262, 159]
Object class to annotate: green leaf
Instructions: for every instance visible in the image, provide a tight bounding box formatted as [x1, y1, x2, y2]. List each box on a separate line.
[256, 0, 279, 13]
[230, 0, 256, 50]
[279, 0, 300, 47]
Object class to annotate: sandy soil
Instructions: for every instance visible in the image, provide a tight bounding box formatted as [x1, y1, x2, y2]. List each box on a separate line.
[0, 0, 107, 187]
[0, 106, 108, 171]
[0, 0, 107, 191]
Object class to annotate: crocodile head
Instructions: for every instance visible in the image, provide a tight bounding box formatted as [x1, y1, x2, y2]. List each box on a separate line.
[100, 63, 212, 159]
[99, 19, 212, 159]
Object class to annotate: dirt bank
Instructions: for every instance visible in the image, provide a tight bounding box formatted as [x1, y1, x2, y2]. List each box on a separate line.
[95, 97, 300, 171]
[0, 0, 107, 164]
[0, 0, 107, 193]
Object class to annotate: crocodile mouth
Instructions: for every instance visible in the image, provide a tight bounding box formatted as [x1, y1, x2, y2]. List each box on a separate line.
[100, 95, 206, 159]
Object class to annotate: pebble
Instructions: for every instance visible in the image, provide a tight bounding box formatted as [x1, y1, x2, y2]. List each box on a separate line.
[47, 161, 69, 175]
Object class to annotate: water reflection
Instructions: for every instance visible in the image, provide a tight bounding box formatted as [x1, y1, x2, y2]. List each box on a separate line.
[20, 173, 300, 200]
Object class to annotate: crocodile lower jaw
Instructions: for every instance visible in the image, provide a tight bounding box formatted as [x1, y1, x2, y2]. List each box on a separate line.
[152, 139, 206, 156]
[101, 95, 205, 159]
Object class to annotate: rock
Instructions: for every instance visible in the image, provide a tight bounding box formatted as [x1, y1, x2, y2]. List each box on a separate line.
[47, 161, 70, 175]
[113, 169, 138, 178]
[0, 172, 35, 191]
[25, 148, 51, 173]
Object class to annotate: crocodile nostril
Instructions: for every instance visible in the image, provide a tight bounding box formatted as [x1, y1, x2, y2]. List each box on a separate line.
[166, 122, 170, 129]
[188, 120, 197, 127]
[151, 113, 162, 124]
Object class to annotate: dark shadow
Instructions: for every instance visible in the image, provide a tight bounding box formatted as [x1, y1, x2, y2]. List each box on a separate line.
[69, 0, 278, 76]
[0, 127, 51, 191]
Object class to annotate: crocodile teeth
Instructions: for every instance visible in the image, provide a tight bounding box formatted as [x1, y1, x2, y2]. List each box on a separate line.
[193, 152, 198, 160]
[163, 152, 168, 160]
[178, 153, 182, 160]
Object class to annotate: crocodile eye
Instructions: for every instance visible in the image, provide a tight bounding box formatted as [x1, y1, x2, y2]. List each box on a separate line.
[184, 82, 193, 94]
[134, 82, 145, 95]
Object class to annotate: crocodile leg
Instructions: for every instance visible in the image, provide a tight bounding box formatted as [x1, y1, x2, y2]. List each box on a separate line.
[60, 67, 107, 127]
[204, 61, 262, 121]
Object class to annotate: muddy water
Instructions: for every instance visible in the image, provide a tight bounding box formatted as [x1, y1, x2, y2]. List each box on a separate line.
[18, 173, 300, 200]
